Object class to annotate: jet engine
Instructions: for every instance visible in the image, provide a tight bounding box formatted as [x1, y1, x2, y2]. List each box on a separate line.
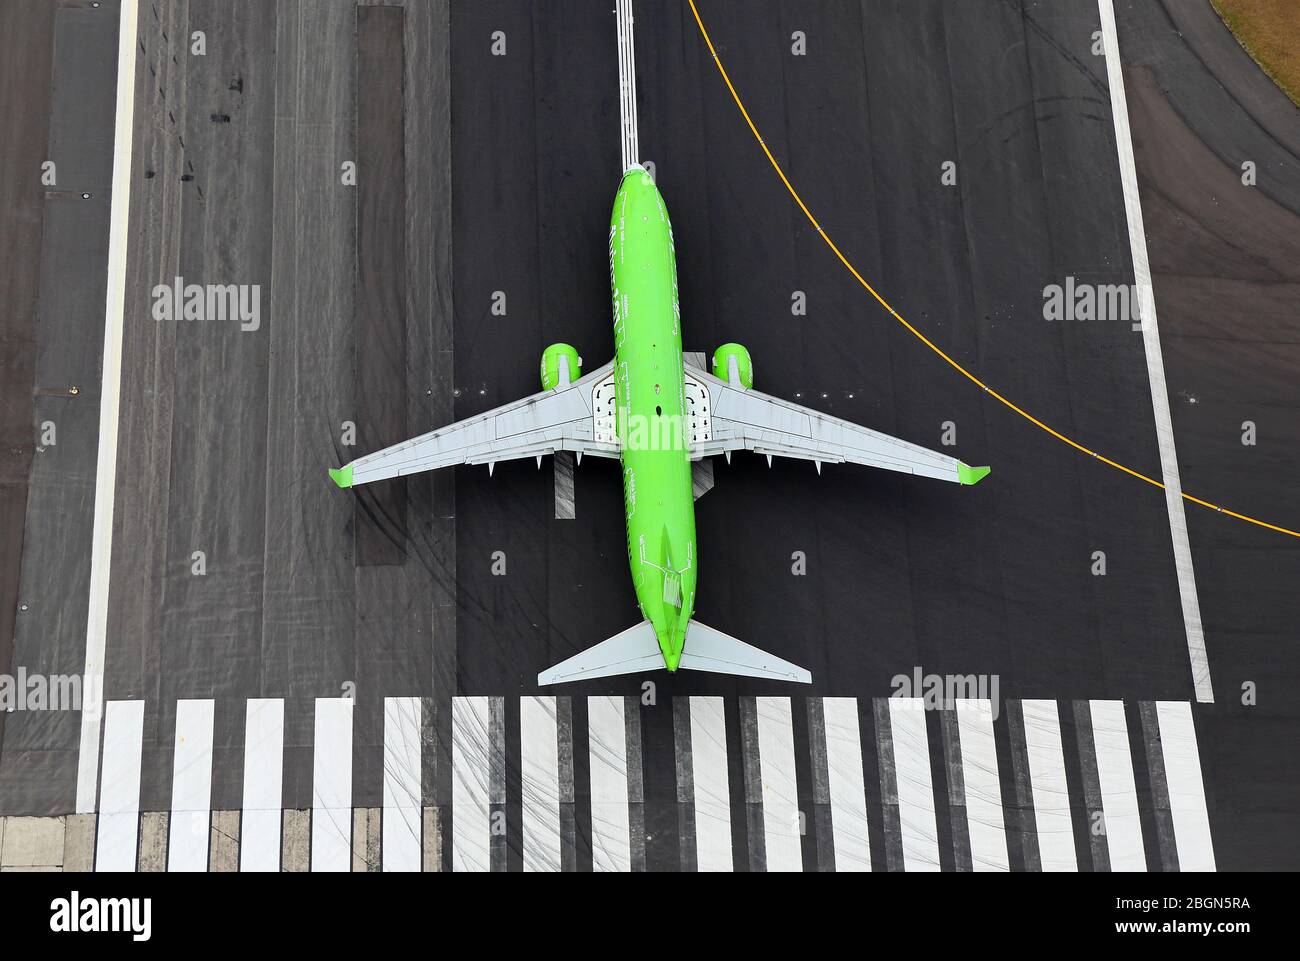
[711, 343, 753, 389]
[540, 343, 582, 391]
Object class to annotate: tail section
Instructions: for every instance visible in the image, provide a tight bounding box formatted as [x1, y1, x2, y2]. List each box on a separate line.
[678, 620, 811, 683]
[537, 621, 663, 685]
[537, 619, 810, 685]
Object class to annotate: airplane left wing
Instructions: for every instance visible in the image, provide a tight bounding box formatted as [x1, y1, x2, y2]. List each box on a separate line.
[685, 363, 989, 486]
[330, 361, 618, 488]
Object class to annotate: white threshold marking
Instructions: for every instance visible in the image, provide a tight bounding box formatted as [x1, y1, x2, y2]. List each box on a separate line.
[520, 696, 562, 872]
[311, 698, 353, 872]
[888, 698, 940, 871]
[167, 699, 214, 871]
[1098, 0, 1212, 703]
[1155, 701, 1216, 871]
[95, 700, 144, 871]
[823, 697, 871, 871]
[382, 697, 423, 872]
[588, 695, 632, 872]
[688, 696, 733, 872]
[76, 0, 141, 815]
[240, 698, 284, 872]
[1089, 700, 1146, 870]
[955, 699, 1009, 871]
[755, 696, 802, 871]
[451, 696, 491, 872]
[1021, 699, 1078, 871]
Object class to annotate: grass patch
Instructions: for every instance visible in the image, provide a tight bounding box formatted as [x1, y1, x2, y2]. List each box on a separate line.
[1211, 0, 1300, 106]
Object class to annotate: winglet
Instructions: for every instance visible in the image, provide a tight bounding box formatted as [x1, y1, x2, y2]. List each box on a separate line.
[958, 463, 991, 486]
[329, 464, 354, 489]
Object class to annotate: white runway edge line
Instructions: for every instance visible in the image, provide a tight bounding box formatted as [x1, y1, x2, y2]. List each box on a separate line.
[76, 0, 141, 813]
[1097, 0, 1212, 703]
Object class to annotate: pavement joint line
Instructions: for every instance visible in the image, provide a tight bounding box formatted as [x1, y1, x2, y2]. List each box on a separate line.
[1098, 0, 1212, 703]
[76, 0, 140, 813]
[685, 0, 1299, 544]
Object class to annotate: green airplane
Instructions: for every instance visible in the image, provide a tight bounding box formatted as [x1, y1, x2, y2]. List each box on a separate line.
[329, 163, 989, 685]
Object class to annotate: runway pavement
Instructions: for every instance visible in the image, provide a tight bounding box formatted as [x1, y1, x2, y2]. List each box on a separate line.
[0, 0, 1295, 870]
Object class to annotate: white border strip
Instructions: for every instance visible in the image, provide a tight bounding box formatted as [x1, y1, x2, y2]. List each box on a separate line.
[167, 698, 215, 871]
[1098, 0, 1212, 703]
[94, 699, 144, 871]
[520, 695, 562, 872]
[823, 697, 871, 871]
[76, 0, 141, 812]
[240, 698, 284, 871]
[756, 696, 802, 872]
[382, 696, 424, 872]
[1155, 701, 1216, 870]
[311, 698, 354, 871]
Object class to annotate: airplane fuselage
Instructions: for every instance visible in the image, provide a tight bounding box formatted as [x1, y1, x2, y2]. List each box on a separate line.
[609, 166, 697, 671]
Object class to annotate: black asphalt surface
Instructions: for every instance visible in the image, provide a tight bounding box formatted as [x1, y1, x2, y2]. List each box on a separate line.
[0, 0, 119, 814]
[0, 0, 1295, 870]
[1114, 0, 1300, 871]
[455, 0, 1196, 698]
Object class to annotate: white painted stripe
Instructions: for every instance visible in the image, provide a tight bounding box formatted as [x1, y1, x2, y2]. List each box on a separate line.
[1021, 699, 1077, 871]
[615, 0, 640, 170]
[822, 697, 870, 871]
[167, 699, 214, 871]
[95, 700, 144, 871]
[1089, 700, 1145, 870]
[1156, 701, 1216, 871]
[451, 696, 491, 871]
[1098, 0, 1211, 703]
[955, 699, 1009, 871]
[688, 696, 733, 872]
[240, 698, 283, 872]
[76, 0, 141, 815]
[588, 695, 632, 872]
[520, 695, 562, 872]
[756, 696, 801, 871]
[311, 698, 354, 872]
[888, 698, 940, 871]
[382, 697, 422, 872]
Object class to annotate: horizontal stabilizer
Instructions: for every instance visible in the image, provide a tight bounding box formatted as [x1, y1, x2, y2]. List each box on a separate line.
[680, 620, 811, 683]
[538, 619, 811, 685]
[537, 621, 662, 685]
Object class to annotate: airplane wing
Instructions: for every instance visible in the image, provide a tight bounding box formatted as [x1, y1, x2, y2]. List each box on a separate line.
[330, 360, 619, 488]
[682, 360, 989, 485]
